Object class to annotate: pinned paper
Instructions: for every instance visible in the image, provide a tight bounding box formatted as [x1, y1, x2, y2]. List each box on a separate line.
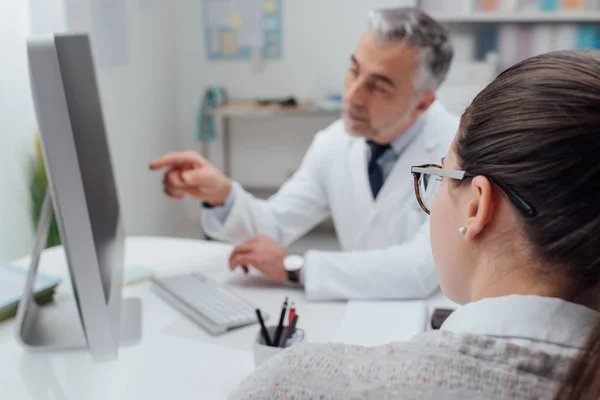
[203, 0, 282, 60]
[230, 14, 243, 29]
[264, 0, 276, 12]
[220, 31, 238, 55]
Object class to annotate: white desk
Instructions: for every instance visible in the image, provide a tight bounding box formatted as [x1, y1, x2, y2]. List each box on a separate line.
[0, 236, 454, 400]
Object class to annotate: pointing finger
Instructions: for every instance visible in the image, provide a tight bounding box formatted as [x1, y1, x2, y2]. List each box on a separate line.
[164, 168, 187, 189]
[230, 243, 255, 258]
[164, 186, 185, 199]
[150, 151, 207, 170]
[229, 254, 258, 271]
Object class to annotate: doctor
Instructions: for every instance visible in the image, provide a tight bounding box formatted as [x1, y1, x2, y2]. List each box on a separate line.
[151, 8, 459, 300]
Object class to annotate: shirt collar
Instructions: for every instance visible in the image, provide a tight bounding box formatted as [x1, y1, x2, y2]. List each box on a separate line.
[388, 115, 425, 157]
[441, 295, 599, 349]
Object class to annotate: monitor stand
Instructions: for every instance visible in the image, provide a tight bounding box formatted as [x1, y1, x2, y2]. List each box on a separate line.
[15, 190, 141, 352]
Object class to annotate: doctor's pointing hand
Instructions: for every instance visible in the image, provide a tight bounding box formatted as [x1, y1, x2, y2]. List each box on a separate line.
[150, 152, 292, 283]
[149, 151, 231, 205]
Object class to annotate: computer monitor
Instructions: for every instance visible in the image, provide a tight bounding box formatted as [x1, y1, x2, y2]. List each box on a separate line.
[16, 33, 141, 361]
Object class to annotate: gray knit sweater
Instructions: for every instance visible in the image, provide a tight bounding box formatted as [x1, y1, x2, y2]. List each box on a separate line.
[229, 330, 575, 399]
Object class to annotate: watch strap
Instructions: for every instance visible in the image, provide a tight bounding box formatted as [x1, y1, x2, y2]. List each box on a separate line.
[287, 268, 300, 283]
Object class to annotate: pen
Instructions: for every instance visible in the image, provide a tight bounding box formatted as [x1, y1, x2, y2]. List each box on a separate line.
[272, 297, 288, 347]
[255, 308, 272, 346]
[288, 302, 296, 326]
[280, 314, 298, 348]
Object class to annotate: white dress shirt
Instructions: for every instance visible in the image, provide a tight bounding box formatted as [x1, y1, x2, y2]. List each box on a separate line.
[441, 294, 599, 357]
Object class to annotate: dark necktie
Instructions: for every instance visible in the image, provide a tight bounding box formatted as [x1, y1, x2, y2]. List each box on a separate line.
[367, 140, 391, 199]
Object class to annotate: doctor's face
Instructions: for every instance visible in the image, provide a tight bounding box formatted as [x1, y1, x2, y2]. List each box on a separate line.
[342, 29, 430, 144]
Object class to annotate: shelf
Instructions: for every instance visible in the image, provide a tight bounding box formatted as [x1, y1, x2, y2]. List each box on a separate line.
[205, 100, 341, 118]
[429, 11, 600, 23]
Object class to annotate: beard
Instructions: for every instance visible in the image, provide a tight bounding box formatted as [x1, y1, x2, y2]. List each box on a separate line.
[343, 105, 413, 140]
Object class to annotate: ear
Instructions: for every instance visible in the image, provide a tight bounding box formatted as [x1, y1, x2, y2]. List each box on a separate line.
[464, 176, 495, 241]
[412, 92, 436, 120]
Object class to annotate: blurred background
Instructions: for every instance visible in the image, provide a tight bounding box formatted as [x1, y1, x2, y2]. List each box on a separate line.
[1, 0, 598, 261]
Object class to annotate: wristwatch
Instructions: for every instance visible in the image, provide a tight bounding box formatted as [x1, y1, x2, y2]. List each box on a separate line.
[283, 254, 304, 283]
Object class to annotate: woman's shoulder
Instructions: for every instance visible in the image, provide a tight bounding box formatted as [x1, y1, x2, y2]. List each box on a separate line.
[229, 331, 576, 400]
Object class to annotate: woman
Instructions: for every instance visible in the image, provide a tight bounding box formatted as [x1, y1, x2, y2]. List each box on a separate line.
[229, 50, 600, 399]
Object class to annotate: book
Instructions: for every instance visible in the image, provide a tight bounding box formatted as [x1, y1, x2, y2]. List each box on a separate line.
[541, 0, 560, 10]
[576, 24, 598, 48]
[0, 263, 154, 323]
[561, 0, 586, 9]
[519, 0, 541, 11]
[586, 0, 600, 9]
[533, 25, 555, 55]
[0, 263, 61, 308]
[554, 24, 579, 50]
[0, 263, 61, 323]
[478, 0, 500, 12]
[516, 25, 535, 64]
[498, 24, 520, 69]
[0, 288, 56, 322]
[476, 26, 499, 61]
[499, 0, 519, 11]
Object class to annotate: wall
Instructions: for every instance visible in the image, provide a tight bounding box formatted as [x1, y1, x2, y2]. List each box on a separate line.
[0, 0, 37, 261]
[63, 0, 196, 237]
[174, 0, 418, 193]
[28, 0, 66, 36]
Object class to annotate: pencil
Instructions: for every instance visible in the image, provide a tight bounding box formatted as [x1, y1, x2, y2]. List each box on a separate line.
[281, 314, 299, 347]
[288, 302, 296, 326]
[273, 297, 288, 346]
[255, 308, 272, 346]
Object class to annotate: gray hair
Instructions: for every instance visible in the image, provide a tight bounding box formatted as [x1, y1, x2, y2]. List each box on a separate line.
[368, 8, 453, 93]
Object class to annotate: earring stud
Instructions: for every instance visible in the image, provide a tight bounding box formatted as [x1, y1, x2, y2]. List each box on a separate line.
[459, 227, 467, 235]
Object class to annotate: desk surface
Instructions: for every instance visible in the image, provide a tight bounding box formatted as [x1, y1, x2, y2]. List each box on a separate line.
[0, 236, 453, 400]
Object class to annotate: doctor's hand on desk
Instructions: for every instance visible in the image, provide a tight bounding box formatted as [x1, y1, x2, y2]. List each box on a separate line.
[229, 235, 289, 284]
[149, 151, 232, 206]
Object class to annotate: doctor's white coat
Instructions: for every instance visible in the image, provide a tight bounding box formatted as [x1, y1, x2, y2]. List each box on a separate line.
[203, 101, 459, 301]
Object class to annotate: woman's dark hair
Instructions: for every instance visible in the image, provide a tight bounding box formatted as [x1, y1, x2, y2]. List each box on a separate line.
[456, 50, 600, 399]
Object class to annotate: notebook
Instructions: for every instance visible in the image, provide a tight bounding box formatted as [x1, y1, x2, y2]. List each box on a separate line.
[0, 263, 61, 322]
[0, 263, 61, 309]
[0, 263, 154, 323]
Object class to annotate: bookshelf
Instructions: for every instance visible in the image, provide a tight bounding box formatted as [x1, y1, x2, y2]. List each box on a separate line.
[417, 1, 600, 68]
[429, 11, 600, 23]
[415, 1, 600, 114]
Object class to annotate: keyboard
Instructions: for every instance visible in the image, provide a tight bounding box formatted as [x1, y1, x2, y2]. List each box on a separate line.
[151, 273, 265, 335]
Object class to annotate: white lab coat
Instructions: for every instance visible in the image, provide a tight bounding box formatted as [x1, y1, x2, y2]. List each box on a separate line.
[203, 101, 459, 301]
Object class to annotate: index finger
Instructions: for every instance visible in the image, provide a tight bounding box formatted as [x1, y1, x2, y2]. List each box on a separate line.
[149, 151, 207, 170]
[229, 243, 255, 262]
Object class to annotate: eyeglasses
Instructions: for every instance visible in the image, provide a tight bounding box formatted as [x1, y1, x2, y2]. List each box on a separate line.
[410, 164, 535, 218]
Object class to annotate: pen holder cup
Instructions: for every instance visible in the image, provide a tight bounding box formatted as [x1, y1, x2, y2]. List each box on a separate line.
[253, 325, 306, 368]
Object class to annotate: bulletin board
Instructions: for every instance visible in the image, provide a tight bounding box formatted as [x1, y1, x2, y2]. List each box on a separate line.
[203, 0, 282, 60]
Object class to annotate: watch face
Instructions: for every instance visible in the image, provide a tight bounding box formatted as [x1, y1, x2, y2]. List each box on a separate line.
[284, 255, 304, 271]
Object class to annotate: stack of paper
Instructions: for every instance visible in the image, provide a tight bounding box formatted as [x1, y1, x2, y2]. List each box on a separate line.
[0, 263, 61, 322]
